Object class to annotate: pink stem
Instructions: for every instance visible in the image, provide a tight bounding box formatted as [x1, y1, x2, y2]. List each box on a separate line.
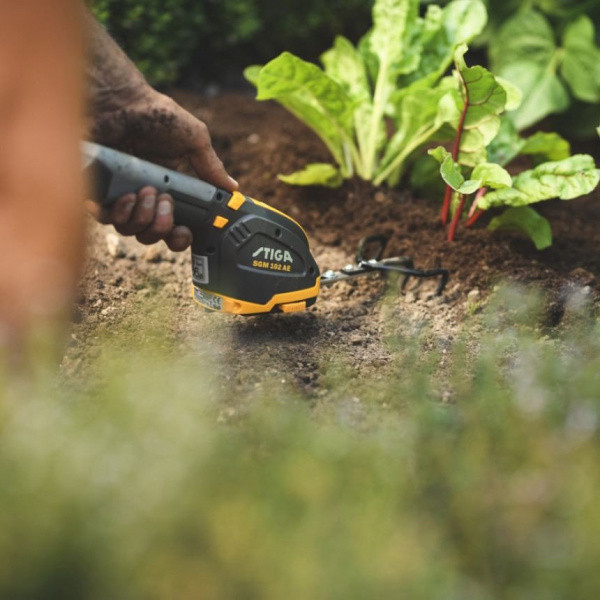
[468, 187, 488, 219]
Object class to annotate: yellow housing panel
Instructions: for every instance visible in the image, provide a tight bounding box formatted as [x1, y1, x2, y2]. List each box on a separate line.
[192, 278, 321, 315]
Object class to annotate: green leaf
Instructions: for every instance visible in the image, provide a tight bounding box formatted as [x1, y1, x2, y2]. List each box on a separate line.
[429, 146, 512, 193]
[321, 36, 382, 167]
[520, 132, 571, 164]
[361, 0, 419, 178]
[243, 65, 262, 86]
[369, 0, 418, 76]
[446, 44, 509, 167]
[398, 0, 487, 88]
[490, 10, 600, 130]
[256, 52, 352, 133]
[428, 146, 480, 194]
[278, 164, 343, 188]
[252, 52, 356, 176]
[561, 16, 600, 103]
[490, 10, 570, 130]
[487, 117, 525, 166]
[376, 86, 452, 184]
[479, 155, 600, 209]
[471, 163, 512, 189]
[495, 77, 522, 112]
[488, 206, 553, 250]
[490, 10, 555, 75]
[502, 62, 570, 131]
[321, 36, 370, 105]
[442, 0, 488, 51]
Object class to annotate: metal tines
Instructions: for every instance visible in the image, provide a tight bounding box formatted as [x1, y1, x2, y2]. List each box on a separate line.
[321, 234, 449, 296]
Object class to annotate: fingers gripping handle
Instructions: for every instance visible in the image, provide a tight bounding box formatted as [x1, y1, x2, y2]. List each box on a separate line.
[82, 142, 220, 211]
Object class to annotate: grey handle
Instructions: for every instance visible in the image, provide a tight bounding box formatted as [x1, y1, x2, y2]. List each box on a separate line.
[82, 142, 218, 207]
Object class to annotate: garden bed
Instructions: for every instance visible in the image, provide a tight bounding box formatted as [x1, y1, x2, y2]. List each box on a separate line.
[69, 91, 600, 392]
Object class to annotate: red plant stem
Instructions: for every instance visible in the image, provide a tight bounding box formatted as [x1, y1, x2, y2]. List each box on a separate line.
[447, 194, 466, 242]
[441, 73, 470, 227]
[441, 186, 453, 226]
[465, 209, 485, 228]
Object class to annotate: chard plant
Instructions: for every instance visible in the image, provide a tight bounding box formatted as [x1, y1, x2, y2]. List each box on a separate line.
[429, 46, 600, 246]
[245, 0, 488, 187]
[245, 0, 600, 250]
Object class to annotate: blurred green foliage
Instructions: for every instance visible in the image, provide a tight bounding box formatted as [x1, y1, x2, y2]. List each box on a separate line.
[3, 286, 600, 597]
[428, 0, 600, 136]
[91, 0, 209, 85]
[91, 0, 372, 86]
[426, 0, 600, 38]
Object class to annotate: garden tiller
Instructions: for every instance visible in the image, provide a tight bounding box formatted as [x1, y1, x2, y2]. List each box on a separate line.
[84, 143, 449, 315]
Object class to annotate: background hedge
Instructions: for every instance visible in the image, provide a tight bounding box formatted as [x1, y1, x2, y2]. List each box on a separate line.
[91, 0, 373, 87]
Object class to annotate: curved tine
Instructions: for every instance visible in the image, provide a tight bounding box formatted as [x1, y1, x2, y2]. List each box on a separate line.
[378, 256, 414, 269]
[368, 261, 450, 296]
[380, 257, 415, 291]
[356, 235, 388, 263]
[435, 270, 450, 296]
[375, 257, 415, 291]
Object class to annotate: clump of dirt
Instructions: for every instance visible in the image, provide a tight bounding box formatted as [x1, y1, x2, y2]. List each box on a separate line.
[67, 92, 600, 394]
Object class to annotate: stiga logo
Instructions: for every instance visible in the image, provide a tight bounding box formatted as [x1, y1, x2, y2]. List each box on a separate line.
[252, 246, 294, 263]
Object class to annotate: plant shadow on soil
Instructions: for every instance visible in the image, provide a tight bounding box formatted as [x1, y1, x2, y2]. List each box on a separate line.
[71, 91, 600, 394]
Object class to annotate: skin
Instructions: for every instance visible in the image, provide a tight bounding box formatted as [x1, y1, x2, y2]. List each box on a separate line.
[0, 1, 85, 351]
[84, 9, 238, 251]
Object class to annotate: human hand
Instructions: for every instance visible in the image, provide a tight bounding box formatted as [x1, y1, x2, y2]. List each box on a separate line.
[85, 187, 193, 252]
[88, 86, 238, 250]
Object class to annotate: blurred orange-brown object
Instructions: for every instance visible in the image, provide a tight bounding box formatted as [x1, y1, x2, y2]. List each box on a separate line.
[0, 2, 86, 355]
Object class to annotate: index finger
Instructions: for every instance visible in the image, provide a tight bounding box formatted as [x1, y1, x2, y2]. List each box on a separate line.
[189, 130, 238, 192]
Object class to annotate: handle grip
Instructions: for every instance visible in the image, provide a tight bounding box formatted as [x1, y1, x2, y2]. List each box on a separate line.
[84, 139, 231, 205]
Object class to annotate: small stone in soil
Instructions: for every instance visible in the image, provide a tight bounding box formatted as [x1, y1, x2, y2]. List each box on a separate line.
[467, 289, 480, 302]
[106, 233, 126, 258]
[350, 333, 363, 345]
[144, 244, 164, 263]
[569, 267, 595, 286]
[319, 231, 341, 246]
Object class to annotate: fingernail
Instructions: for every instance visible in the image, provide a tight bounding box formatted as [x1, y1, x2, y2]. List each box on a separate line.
[157, 199, 172, 216]
[228, 177, 239, 189]
[123, 200, 136, 218]
[142, 194, 156, 210]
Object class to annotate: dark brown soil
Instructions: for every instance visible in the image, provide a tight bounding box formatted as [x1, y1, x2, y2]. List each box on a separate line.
[66, 91, 600, 394]
[177, 91, 600, 297]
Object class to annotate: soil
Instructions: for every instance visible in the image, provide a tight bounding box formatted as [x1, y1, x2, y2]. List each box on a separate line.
[66, 92, 600, 395]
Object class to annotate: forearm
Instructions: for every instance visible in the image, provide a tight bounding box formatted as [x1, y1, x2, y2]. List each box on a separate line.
[83, 5, 237, 191]
[83, 8, 150, 114]
[82, 8, 181, 156]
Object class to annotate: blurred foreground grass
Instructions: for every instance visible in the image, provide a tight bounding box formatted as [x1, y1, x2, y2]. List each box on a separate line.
[2, 287, 600, 598]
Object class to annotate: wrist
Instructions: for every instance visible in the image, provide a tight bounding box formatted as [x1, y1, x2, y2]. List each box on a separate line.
[91, 78, 153, 114]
